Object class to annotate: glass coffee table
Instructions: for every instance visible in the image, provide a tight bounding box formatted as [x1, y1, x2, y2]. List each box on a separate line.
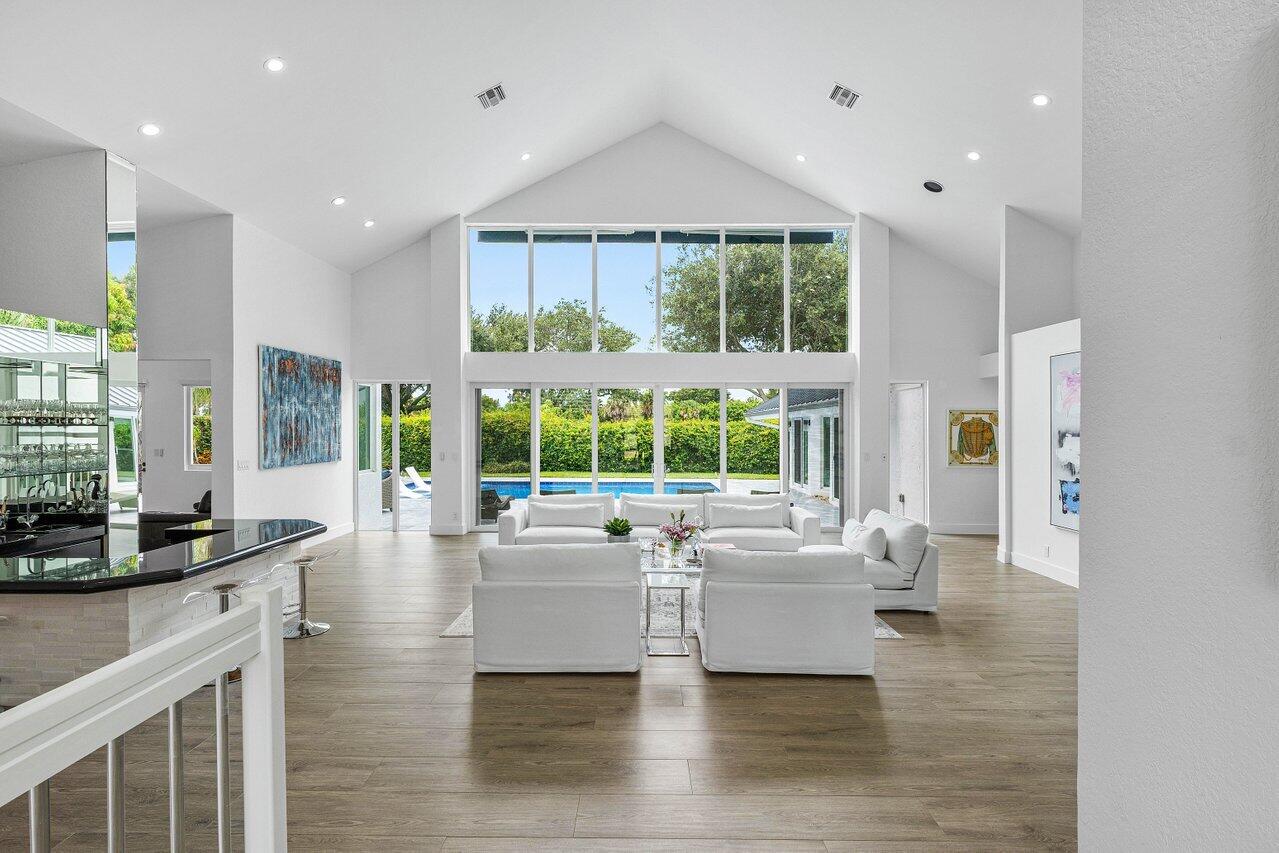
[640, 548, 701, 656]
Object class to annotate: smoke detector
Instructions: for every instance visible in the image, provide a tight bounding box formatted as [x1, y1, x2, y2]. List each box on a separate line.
[829, 83, 860, 109]
[476, 83, 506, 110]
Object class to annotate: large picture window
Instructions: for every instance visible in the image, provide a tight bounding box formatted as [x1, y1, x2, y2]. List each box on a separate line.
[467, 225, 849, 353]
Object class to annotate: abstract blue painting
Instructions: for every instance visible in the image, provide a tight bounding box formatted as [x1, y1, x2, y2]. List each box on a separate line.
[1050, 350, 1081, 530]
[259, 345, 342, 469]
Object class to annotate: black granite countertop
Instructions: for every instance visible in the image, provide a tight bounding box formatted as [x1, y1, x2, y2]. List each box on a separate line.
[0, 518, 327, 593]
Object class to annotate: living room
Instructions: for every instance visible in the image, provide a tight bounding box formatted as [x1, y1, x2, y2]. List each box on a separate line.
[1, 1, 1275, 849]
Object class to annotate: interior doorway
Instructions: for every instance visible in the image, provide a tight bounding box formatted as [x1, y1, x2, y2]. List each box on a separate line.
[889, 382, 928, 523]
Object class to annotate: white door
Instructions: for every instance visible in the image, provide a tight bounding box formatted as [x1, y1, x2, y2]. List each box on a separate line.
[889, 383, 927, 522]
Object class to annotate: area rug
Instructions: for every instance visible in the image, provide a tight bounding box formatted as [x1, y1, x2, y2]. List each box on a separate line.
[441, 601, 902, 639]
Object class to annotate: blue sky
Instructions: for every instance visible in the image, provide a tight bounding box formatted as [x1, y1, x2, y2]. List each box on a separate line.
[108, 239, 136, 278]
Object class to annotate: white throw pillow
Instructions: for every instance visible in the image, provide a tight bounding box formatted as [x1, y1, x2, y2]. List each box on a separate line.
[621, 502, 694, 527]
[841, 522, 888, 561]
[863, 509, 929, 575]
[705, 501, 782, 529]
[527, 498, 608, 528]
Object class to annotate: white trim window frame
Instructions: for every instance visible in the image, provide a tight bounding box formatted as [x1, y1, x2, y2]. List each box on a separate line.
[466, 223, 853, 354]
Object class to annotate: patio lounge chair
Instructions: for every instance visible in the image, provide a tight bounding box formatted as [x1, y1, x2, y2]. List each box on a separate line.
[404, 466, 431, 494]
[540, 487, 578, 495]
[678, 486, 715, 494]
[480, 488, 511, 521]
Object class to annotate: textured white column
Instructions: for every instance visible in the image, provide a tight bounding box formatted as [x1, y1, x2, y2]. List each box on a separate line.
[851, 214, 891, 521]
[428, 215, 468, 533]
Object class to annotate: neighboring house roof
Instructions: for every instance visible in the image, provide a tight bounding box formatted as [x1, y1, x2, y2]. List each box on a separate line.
[744, 388, 841, 420]
[109, 386, 139, 411]
[0, 324, 97, 355]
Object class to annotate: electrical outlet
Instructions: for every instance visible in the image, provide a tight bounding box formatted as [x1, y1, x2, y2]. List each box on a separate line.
[236, 459, 250, 471]
[154, 448, 164, 457]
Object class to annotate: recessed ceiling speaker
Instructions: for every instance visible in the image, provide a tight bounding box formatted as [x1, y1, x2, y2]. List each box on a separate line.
[476, 83, 506, 109]
[923, 180, 944, 193]
[829, 83, 860, 108]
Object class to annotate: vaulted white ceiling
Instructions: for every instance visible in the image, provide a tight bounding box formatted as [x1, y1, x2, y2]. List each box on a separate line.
[0, 0, 1079, 282]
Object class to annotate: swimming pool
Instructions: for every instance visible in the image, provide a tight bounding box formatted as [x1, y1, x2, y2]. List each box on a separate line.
[481, 479, 718, 500]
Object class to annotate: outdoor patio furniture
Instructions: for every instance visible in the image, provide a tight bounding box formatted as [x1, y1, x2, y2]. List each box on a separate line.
[540, 487, 579, 495]
[404, 466, 431, 494]
[480, 488, 511, 521]
[381, 470, 394, 511]
[677, 486, 715, 494]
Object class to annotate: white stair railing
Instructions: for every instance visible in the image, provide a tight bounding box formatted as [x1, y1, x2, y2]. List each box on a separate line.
[0, 584, 288, 852]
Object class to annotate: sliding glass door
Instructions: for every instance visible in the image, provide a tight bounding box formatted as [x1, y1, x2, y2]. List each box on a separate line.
[476, 387, 530, 526]
[663, 388, 720, 496]
[538, 387, 591, 495]
[786, 387, 845, 527]
[726, 388, 783, 497]
[596, 387, 654, 497]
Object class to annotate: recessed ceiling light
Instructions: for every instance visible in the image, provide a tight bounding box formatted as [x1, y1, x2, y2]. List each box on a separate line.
[923, 180, 944, 193]
[331, 196, 346, 206]
[795, 154, 807, 163]
[137, 123, 162, 137]
[363, 219, 376, 228]
[520, 152, 531, 161]
[966, 151, 982, 161]
[263, 57, 286, 73]
[1031, 93, 1051, 107]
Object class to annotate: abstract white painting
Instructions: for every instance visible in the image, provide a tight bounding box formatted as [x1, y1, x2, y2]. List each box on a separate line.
[1050, 351, 1081, 530]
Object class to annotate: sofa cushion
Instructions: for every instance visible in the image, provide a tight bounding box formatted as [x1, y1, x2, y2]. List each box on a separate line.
[703, 493, 787, 528]
[619, 494, 702, 527]
[480, 542, 638, 581]
[528, 495, 611, 528]
[515, 526, 609, 546]
[705, 502, 781, 529]
[701, 526, 802, 552]
[863, 557, 914, 590]
[841, 522, 888, 560]
[703, 546, 857, 583]
[864, 509, 929, 575]
[798, 545, 866, 583]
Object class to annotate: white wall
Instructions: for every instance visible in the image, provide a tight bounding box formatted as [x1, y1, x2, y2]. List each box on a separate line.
[138, 214, 235, 514]
[890, 234, 999, 534]
[231, 219, 354, 537]
[998, 207, 1077, 561]
[0, 150, 106, 325]
[470, 123, 850, 225]
[351, 237, 430, 380]
[1080, 0, 1279, 846]
[137, 358, 212, 512]
[1008, 319, 1079, 585]
[852, 215, 890, 521]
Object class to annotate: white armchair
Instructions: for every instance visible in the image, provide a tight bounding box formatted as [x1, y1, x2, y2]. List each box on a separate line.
[696, 547, 874, 675]
[812, 509, 938, 612]
[472, 542, 642, 672]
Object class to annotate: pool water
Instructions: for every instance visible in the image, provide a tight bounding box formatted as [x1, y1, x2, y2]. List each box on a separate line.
[482, 479, 718, 500]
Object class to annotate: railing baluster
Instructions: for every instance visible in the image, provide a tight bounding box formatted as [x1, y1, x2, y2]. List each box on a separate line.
[168, 700, 184, 852]
[107, 735, 125, 852]
[28, 780, 50, 853]
[215, 583, 235, 853]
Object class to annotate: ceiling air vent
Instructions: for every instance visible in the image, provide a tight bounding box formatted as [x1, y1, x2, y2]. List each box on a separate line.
[829, 83, 860, 109]
[476, 83, 506, 110]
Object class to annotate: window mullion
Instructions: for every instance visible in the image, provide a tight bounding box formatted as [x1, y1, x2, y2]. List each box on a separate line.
[719, 229, 727, 352]
[591, 385, 599, 493]
[526, 229, 535, 352]
[783, 227, 791, 352]
[591, 229, 599, 352]
[719, 387, 728, 494]
[530, 386, 540, 496]
[655, 228, 663, 353]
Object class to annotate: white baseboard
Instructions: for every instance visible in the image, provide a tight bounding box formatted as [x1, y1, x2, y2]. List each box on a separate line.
[996, 547, 1012, 564]
[429, 522, 467, 535]
[930, 522, 999, 535]
[1011, 551, 1079, 588]
[311, 522, 354, 545]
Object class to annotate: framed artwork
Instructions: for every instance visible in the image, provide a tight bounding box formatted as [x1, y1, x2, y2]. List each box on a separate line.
[948, 409, 998, 466]
[259, 345, 342, 469]
[1050, 350, 1081, 530]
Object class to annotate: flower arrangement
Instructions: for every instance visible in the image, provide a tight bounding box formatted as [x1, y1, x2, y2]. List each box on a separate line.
[658, 510, 702, 555]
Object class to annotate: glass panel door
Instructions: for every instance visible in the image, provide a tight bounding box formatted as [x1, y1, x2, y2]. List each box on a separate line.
[538, 387, 591, 495]
[596, 388, 654, 497]
[787, 387, 845, 527]
[662, 388, 720, 497]
[726, 388, 782, 497]
[476, 387, 530, 525]
[354, 383, 387, 530]
[397, 383, 431, 531]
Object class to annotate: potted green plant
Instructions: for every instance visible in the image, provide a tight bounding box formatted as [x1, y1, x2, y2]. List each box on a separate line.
[603, 517, 633, 543]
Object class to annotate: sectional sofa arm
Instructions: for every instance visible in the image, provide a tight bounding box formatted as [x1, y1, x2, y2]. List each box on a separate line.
[497, 505, 527, 545]
[789, 506, 821, 546]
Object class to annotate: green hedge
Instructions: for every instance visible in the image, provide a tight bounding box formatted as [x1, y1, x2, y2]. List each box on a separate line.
[386, 410, 780, 477]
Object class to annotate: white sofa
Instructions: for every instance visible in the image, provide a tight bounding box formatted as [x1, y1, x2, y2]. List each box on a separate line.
[497, 492, 820, 551]
[809, 509, 938, 612]
[472, 542, 643, 672]
[696, 547, 874, 675]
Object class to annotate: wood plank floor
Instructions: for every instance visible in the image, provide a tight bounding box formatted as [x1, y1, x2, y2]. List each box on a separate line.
[0, 532, 1077, 850]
